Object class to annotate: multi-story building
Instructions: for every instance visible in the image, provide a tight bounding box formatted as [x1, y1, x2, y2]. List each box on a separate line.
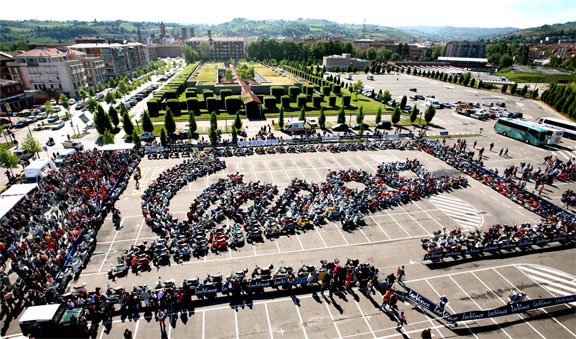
[186, 33, 255, 60]
[69, 42, 149, 79]
[8, 48, 88, 99]
[147, 44, 183, 60]
[444, 41, 486, 58]
[0, 51, 14, 80]
[0, 79, 35, 112]
[322, 53, 370, 71]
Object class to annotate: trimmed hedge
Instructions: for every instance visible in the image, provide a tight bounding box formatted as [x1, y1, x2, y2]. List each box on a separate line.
[264, 96, 277, 110]
[289, 86, 301, 98]
[206, 97, 218, 113]
[297, 94, 307, 108]
[342, 95, 351, 106]
[281, 95, 291, 109]
[312, 95, 322, 108]
[187, 98, 199, 114]
[220, 89, 232, 101]
[185, 89, 197, 98]
[167, 99, 181, 116]
[165, 90, 178, 99]
[147, 100, 160, 117]
[328, 95, 337, 107]
[322, 86, 331, 96]
[306, 86, 314, 96]
[203, 90, 214, 98]
[225, 96, 242, 114]
[270, 86, 284, 100]
[332, 84, 341, 95]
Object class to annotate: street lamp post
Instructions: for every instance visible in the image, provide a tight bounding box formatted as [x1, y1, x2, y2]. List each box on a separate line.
[135, 119, 140, 134]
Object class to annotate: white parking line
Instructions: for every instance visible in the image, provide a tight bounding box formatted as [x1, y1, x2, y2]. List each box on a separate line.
[353, 298, 376, 338]
[449, 276, 513, 339]
[202, 310, 206, 339]
[471, 272, 545, 339]
[324, 300, 343, 339]
[424, 279, 472, 339]
[368, 215, 392, 240]
[384, 210, 412, 237]
[397, 204, 433, 235]
[98, 219, 123, 273]
[234, 308, 239, 339]
[264, 303, 274, 339]
[295, 304, 309, 339]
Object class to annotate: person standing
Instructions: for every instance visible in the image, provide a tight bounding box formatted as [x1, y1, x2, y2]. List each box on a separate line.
[396, 265, 405, 282]
[123, 329, 133, 339]
[421, 328, 432, 339]
[157, 309, 167, 331]
[504, 148, 509, 157]
[489, 142, 494, 152]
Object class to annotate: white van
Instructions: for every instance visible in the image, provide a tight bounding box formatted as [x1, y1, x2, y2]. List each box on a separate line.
[282, 120, 306, 134]
[425, 98, 440, 107]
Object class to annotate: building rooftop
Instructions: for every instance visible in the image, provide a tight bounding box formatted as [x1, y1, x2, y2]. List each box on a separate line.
[69, 42, 145, 49]
[438, 57, 488, 63]
[14, 48, 85, 58]
[186, 37, 245, 42]
[0, 79, 20, 86]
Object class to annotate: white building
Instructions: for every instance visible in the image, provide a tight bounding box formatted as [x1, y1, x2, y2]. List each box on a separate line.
[8, 48, 91, 99]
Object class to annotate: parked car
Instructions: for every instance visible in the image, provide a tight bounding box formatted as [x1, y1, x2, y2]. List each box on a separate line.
[47, 115, 59, 123]
[62, 140, 84, 150]
[376, 120, 392, 130]
[25, 116, 38, 123]
[426, 95, 435, 99]
[140, 132, 155, 141]
[415, 95, 425, 100]
[37, 112, 47, 120]
[0, 118, 12, 128]
[75, 102, 85, 110]
[68, 98, 76, 105]
[16, 110, 31, 117]
[13, 148, 33, 161]
[53, 106, 61, 112]
[508, 112, 523, 119]
[49, 99, 57, 105]
[51, 121, 65, 130]
[331, 123, 349, 132]
[409, 88, 417, 92]
[306, 118, 318, 128]
[352, 123, 369, 130]
[14, 120, 28, 128]
[442, 103, 453, 109]
[95, 93, 104, 101]
[409, 95, 418, 100]
[402, 105, 412, 112]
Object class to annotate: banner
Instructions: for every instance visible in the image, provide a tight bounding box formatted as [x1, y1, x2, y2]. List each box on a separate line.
[237, 139, 279, 147]
[446, 294, 576, 322]
[397, 282, 451, 318]
[424, 233, 575, 261]
[78, 114, 89, 124]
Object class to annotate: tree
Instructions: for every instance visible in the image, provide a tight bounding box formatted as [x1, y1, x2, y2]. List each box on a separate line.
[521, 85, 528, 98]
[382, 90, 392, 103]
[0, 146, 20, 174]
[299, 106, 306, 121]
[182, 45, 199, 64]
[231, 125, 238, 144]
[199, 41, 211, 60]
[364, 66, 370, 74]
[375, 106, 382, 124]
[21, 133, 42, 160]
[352, 80, 364, 99]
[118, 80, 128, 100]
[88, 87, 95, 97]
[501, 84, 508, 93]
[225, 69, 233, 80]
[164, 107, 176, 135]
[86, 98, 98, 113]
[60, 93, 70, 119]
[391, 106, 401, 126]
[400, 95, 407, 110]
[132, 130, 142, 150]
[122, 111, 134, 136]
[108, 106, 119, 127]
[105, 91, 115, 105]
[234, 113, 242, 130]
[499, 54, 513, 68]
[367, 47, 378, 60]
[142, 110, 154, 132]
[337, 106, 346, 124]
[356, 106, 364, 125]
[160, 129, 167, 146]
[410, 104, 419, 124]
[102, 129, 115, 144]
[94, 105, 111, 135]
[424, 105, 436, 125]
[44, 101, 55, 116]
[208, 112, 218, 145]
[188, 111, 197, 134]
[279, 107, 285, 128]
[510, 83, 518, 95]
[79, 89, 87, 102]
[319, 107, 326, 129]
[531, 88, 539, 100]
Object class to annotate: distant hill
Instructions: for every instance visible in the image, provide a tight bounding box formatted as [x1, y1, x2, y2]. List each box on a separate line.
[501, 21, 576, 42]
[397, 25, 518, 41]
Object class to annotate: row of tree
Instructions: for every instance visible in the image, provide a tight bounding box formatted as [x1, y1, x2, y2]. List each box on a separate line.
[541, 84, 576, 119]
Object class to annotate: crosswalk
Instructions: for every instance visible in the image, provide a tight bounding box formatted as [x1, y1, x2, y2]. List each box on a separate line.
[518, 264, 576, 304]
[429, 195, 484, 230]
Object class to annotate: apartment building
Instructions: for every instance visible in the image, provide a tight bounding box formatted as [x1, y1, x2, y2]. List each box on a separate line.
[69, 42, 149, 79]
[186, 35, 254, 60]
[322, 53, 370, 71]
[8, 48, 88, 99]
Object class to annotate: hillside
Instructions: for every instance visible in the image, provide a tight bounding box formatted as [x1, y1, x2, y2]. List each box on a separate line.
[502, 21, 576, 42]
[0, 18, 428, 49]
[398, 25, 518, 41]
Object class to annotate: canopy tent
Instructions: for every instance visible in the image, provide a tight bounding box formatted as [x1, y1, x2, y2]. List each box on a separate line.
[0, 183, 38, 219]
[1, 183, 38, 196]
[98, 143, 135, 151]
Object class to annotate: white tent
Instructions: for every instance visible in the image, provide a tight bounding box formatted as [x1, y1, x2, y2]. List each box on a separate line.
[0, 183, 38, 219]
[99, 143, 135, 151]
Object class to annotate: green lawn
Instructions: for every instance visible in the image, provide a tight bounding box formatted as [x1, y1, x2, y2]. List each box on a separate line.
[191, 63, 223, 84]
[495, 72, 575, 83]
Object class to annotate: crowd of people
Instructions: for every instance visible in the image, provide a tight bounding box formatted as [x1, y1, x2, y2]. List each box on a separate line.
[0, 149, 139, 324]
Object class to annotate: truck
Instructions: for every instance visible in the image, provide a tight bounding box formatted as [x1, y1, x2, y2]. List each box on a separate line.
[24, 158, 57, 182]
[62, 140, 84, 151]
[282, 120, 306, 134]
[19, 303, 86, 338]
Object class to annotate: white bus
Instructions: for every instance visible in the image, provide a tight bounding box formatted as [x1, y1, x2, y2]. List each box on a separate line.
[537, 117, 576, 140]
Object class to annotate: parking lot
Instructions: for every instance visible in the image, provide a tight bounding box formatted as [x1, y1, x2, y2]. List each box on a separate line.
[60, 144, 573, 339]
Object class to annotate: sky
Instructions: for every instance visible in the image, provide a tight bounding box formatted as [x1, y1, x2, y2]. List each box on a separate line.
[1, 0, 575, 29]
